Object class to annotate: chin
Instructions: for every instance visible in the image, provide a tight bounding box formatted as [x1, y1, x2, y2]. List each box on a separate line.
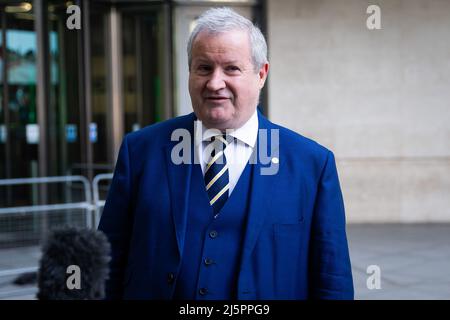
[205, 117, 230, 129]
[204, 107, 231, 123]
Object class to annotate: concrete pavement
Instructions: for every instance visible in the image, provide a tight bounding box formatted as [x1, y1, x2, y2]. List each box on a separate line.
[348, 224, 450, 299]
[1, 224, 449, 299]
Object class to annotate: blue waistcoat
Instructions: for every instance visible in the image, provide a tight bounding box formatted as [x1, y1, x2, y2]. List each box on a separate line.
[174, 162, 253, 300]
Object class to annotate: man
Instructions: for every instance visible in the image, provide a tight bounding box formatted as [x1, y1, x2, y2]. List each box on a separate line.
[98, 7, 353, 300]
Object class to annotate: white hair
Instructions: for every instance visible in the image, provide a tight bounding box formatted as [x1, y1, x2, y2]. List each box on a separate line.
[187, 7, 268, 72]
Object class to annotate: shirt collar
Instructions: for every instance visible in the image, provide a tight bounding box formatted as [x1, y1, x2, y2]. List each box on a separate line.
[196, 109, 259, 148]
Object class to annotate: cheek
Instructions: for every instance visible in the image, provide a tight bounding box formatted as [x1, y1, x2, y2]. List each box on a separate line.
[236, 84, 257, 103]
[189, 78, 203, 94]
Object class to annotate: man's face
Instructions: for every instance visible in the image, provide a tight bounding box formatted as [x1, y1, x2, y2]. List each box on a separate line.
[189, 29, 269, 130]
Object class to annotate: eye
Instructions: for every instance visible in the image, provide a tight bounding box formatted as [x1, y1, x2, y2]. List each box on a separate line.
[196, 64, 212, 74]
[226, 65, 241, 72]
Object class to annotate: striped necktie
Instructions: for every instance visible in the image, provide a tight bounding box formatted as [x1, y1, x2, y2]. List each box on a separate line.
[204, 135, 232, 215]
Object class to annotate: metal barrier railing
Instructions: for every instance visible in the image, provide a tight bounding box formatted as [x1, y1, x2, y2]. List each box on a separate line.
[0, 174, 114, 299]
[92, 173, 114, 228]
[0, 267, 39, 277]
[0, 176, 94, 228]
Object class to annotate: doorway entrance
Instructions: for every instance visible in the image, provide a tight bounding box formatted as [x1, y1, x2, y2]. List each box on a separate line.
[85, 1, 172, 176]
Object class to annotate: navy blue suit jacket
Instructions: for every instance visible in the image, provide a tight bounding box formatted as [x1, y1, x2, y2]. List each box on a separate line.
[98, 111, 354, 299]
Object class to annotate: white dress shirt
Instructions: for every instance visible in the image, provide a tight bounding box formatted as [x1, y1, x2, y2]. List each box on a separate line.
[195, 109, 258, 195]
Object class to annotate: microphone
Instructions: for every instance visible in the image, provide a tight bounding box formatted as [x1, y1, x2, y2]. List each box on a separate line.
[37, 227, 111, 300]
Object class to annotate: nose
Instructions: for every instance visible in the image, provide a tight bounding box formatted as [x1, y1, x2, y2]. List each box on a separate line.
[206, 69, 226, 92]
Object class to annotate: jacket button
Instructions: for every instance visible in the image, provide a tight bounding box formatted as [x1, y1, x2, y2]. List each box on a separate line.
[199, 288, 208, 296]
[167, 272, 175, 284]
[204, 258, 214, 265]
[209, 230, 218, 238]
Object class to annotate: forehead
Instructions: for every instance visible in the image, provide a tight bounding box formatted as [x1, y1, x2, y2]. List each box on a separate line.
[191, 29, 252, 62]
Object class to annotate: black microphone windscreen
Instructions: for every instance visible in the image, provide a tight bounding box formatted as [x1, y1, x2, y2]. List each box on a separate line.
[37, 227, 111, 300]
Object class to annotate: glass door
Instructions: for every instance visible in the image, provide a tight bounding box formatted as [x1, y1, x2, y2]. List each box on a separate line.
[46, 0, 83, 179]
[0, 2, 38, 209]
[121, 6, 167, 132]
[88, 1, 171, 165]
[0, 1, 88, 245]
[87, 1, 171, 200]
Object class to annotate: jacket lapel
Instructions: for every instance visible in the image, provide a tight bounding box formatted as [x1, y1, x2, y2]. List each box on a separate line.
[164, 113, 196, 257]
[240, 111, 280, 265]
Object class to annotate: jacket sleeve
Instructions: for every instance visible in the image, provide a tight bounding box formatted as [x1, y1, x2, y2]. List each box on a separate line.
[98, 135, 134, 299]
[309, 150, 354, 299]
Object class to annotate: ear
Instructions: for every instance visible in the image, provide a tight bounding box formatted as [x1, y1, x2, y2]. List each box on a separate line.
[258, 62, 270, 89]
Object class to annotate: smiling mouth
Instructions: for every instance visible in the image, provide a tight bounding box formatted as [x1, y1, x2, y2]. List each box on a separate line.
[206, 97, 229, 100]
[205, 97, 230, 105]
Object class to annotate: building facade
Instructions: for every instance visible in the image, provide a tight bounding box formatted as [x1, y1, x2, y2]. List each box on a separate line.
[267, 0, 450, 223]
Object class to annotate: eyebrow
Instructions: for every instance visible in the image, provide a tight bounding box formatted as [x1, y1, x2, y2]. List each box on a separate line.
[193, 59, 241, 65]
[223, 60, 240, 65]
